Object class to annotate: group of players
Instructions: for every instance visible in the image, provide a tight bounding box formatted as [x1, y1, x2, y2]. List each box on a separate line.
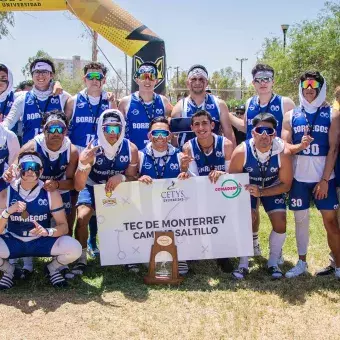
[0, 58, 339, 290]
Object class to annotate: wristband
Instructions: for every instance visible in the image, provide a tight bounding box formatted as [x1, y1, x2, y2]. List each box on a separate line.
[121, 174, 126, 182]
[322, 178, 329, 183]
[1, 210, 10, 219]
[56, 181, 60, 190]
[47, 228, 57, 237]
[77, 161, 91, 171]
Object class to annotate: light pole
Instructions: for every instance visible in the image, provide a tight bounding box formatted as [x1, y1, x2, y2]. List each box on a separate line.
[236, 58, 248, 99]
[281, 24, 289, 52]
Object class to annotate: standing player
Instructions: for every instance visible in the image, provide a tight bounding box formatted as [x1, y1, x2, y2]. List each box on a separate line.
[229, 113, 292, 279]
[72, 109, 138, 275]
[3, 58, 70, 144]
[282, 71, 340, 278]
[171, 64, 235, 149]
[64, 61, 115, 257]
[0, 151, 81, 289]
[118, 62, 173, 150]
[138, 116, 189, 274]
[229, 63, 295, 256]
[181, 110, 234, 272]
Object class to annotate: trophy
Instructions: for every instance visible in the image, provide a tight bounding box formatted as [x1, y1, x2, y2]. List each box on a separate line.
[144, 231, 183, 285]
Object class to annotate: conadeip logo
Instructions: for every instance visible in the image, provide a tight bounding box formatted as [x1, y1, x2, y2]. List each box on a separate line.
[215, 179, 242, 199]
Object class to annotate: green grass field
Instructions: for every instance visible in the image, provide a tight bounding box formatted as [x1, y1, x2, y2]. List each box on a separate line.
[1, 208, 340, 340]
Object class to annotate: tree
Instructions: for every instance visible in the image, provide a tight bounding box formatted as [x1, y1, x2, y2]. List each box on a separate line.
[0, 12, 14, 39]
[259, 1, 340, 102]
[209, 67, 240, 101]
[106, 69, 129, 100]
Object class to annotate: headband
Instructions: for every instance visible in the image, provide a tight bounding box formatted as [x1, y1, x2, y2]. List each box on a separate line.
[32, 62, 53, 73]
[19, 155, 42, 167]
[188, 68, 208, 80]
[44, 115, 66, 127]
[103, 116, 121, 125]
[137, 65, 157, 75]
[254, 71, 274, 79]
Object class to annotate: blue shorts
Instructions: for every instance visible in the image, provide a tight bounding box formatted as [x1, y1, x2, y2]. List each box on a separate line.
[61, 192, 71, 215]
[289, 178, 339, 211]
[1, 233, 57, 259]
[251, 194, 286, 213]
[77, 185, 95, 208]
[0, 178, 9, 192]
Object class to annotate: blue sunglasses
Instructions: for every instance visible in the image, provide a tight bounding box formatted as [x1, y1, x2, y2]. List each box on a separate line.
[151, 129, 170, 138]
[46, 124, 66, 134]
[20, 161, 41, 173]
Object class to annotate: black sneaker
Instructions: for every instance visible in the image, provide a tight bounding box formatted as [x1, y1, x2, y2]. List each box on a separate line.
[315, 265, 335, 276]
[45, 265, 68, 288]
[217, 258, 234, 273]
[268, 266, 283, 279]
[125, 264, 139, 273]
[232, 267, 249, 280]
[71, 262, 87, 276]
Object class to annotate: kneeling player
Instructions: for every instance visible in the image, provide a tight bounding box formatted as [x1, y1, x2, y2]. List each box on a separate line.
[0, 151, 82, 289]
[229, 113, 292, 279]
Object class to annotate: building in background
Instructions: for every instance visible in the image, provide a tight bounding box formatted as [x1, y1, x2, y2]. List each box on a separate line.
[53, 55, 91, 78]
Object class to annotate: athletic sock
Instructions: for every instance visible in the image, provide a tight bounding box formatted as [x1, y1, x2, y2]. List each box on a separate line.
[239, 256, 249, 269]
[23, 257, 33, 272]
[268, 231, 286, 267]
[47, 258, 63, 275]
[253, 232, 259, 247]
[294, 209, 310, 256]
[0, 258, 15, 278]
[78, 248, 87, 265]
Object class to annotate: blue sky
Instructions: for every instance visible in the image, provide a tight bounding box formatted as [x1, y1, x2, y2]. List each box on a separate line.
[0, 0, 328, 88]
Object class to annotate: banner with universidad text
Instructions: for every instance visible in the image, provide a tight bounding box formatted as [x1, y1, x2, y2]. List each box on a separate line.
[94, 174, 253, 266]
[0, 0, 67, 10]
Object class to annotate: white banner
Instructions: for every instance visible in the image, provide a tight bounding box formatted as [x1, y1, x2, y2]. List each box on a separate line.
[94, 174, 253, 266]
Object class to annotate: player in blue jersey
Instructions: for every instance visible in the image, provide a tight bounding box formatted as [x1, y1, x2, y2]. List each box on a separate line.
[171, 64, 235, 149]
[0, 151, 81, 289]
[181, 110, 234, 273]
[138, 117, 189, 274]
[3, 110, 78, 277]
[72, 109, 138, 275]
[282, 71, 340, 279]
[229, 63, 295, 257]
[3, 58, 70, 144]
[0, 64, 15, 129]
[64, 61, 116, 257]
[229, 113, 292, 279]
[118, 62, 173, 150]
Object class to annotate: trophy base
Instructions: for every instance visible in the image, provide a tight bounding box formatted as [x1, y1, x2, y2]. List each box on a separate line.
[143, 275, 184, 285]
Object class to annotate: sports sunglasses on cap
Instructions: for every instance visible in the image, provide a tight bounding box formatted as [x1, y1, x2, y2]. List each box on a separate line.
[301, 79, 320, 89]
[85, 72, 105, 81]
[102, 125, 121, 134]
[151, 129, 170, 138]
[254, 126, 275, 136]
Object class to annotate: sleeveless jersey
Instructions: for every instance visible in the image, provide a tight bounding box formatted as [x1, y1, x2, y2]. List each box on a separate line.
[140, 144, 181, 179]
[35, 141, 70, 182]
[0, 91, 17, 133]
[88, 138, 131, 185]
[291, 106, 331, 157]
[179, 94, 220, 147]
[7, 183, 51, 237]
[125, 92, 165, 150]
[0, 139, 9, 176]
[243, 139, 280, 187]
[22, 91, 63, 144]
[246, 94, 283, 139]
[189, 135, 225, 176]
[68, 92, 110, 148]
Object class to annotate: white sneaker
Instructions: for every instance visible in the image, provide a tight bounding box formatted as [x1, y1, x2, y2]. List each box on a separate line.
[335, 268, 340, 279]
[285, 260, 308, 278]
[253, 244, 262, 256]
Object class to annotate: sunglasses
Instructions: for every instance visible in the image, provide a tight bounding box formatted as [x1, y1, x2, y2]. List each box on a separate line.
[138, 73, 157, 81]
[150, 129, 170, 138]
[46, 124, 66, 134]
[254, 77, 273, 84]
[102, 125, 121, 134]
[254, 126, 275, 136]
[85, 72, 105, 81]
[20, 161, 41, 173]
[301, 79, 320, 89]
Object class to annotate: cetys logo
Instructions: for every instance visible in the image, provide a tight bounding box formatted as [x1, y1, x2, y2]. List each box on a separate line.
[216, 179, 242, 199]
